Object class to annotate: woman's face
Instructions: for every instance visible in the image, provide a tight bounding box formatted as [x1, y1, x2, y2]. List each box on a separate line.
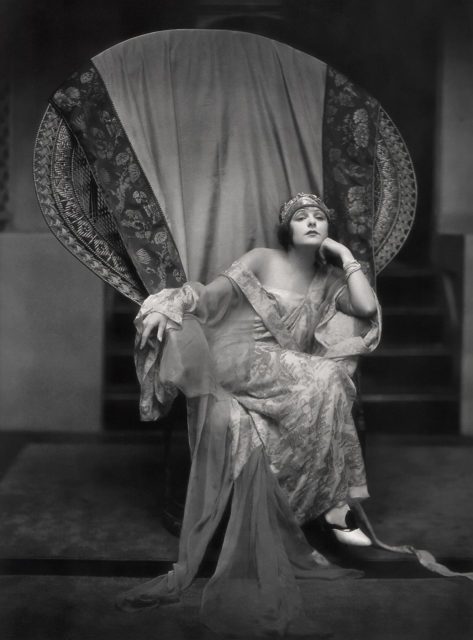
[289, 206, 329, 248]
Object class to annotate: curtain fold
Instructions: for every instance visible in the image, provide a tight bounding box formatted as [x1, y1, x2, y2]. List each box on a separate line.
[51, 29, 380, 291]
[92, 29, 327, 282]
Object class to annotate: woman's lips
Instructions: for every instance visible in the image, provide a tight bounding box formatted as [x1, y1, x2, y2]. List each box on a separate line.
[305, 231, 319, 236]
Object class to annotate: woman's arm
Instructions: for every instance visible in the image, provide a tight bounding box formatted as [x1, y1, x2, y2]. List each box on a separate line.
[138, 247, 271, 348]
[137, 274, 237, 349]
[320, 238, 377, 318]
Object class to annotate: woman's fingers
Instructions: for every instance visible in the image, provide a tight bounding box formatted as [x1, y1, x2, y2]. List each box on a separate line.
[320, 237, 336, 253]
[139, 322, 153, 349]
[320, 238, 351, 262]
[319, 238, 333, 260]
[139, 313, 168, 349]
[156, 318, 166, 342]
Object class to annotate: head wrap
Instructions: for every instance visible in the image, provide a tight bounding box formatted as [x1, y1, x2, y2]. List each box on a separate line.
[279, 193, 334, 225]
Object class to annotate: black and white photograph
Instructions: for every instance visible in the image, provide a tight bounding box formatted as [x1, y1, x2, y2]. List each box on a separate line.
[0, 1, 472, 639]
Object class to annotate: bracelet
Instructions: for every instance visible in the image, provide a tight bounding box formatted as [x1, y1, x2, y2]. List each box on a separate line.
[344, 259, 360, 272]
[343, 259, 362, 280]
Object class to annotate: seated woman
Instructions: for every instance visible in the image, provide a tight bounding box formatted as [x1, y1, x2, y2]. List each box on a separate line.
[117, 193, 381, 636]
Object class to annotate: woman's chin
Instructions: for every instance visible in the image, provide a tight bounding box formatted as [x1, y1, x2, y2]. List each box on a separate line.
[292, 238, 323, 250]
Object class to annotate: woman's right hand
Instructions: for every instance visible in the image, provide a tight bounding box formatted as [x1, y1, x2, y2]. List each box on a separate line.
[139, 311, 175, 349]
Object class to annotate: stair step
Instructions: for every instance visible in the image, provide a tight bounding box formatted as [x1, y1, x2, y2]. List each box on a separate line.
[103, 399, 146, 429]
[377, 272, 439, 307]
[380, 263, 433, 276]
[363, 394, 458, 434]
[363, 392, 457, 402]
[362, 347, 453, 391]
[108, 345, 135, 357]
[108, 317, 136, 343]
[382, 306, 443, 314]
[381, 307, 445, 345]
[106, 353, 136, 385]
[371, 345, 449, 356]
[105, 389, 140, 401]
[362, 379, 455, 394]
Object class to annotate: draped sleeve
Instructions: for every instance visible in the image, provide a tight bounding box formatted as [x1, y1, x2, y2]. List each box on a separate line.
[134, 276, 240, 420]
[312, 266, 382, 375]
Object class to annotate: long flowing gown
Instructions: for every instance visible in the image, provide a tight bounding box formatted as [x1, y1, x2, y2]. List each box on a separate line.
[117, 259, 382, 636]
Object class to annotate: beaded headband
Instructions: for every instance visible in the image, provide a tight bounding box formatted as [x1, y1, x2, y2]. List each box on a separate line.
[279, 193, 334, 225]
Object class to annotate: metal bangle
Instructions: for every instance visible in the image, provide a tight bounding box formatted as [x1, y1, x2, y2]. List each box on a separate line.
[344, 261, 362, 280]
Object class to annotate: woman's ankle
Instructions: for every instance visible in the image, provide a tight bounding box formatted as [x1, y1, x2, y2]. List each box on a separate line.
[324, 503, 350, 527]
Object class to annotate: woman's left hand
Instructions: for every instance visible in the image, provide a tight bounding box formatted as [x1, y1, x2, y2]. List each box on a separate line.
[319, 238, 353, 265]
[138, 311, 179, 349]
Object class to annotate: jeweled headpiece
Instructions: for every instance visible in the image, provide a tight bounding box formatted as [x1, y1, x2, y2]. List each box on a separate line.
[279, 193, 333, 225]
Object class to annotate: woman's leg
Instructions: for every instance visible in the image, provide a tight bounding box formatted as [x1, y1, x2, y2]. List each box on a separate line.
[235, 347, 369, 523]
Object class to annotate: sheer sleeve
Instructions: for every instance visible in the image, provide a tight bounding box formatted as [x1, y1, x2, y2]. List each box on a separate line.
[312, 266, 382, 375]
[134, 275, 239, 421]
[135, 284, 199, 326]
[334, 285, 351, 315]
[134, 275, 237, 328]
[325, 267, 353, 317]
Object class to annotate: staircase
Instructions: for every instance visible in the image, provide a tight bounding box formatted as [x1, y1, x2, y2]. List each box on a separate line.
[362, 262, 459, 433]
[103, 262, 460, 434]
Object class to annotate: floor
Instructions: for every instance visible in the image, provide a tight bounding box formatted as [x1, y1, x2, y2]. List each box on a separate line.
[0, 431, 472, 640]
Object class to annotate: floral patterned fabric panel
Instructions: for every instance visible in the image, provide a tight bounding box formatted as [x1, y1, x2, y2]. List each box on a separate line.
[50, 63, 186, 294]
[323, 67, 380, 284]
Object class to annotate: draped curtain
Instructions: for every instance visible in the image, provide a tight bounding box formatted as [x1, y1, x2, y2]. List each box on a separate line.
[51, 29, 379, 292]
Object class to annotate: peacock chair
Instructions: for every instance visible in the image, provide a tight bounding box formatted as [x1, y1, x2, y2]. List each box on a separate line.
[33, 29, 417, 536]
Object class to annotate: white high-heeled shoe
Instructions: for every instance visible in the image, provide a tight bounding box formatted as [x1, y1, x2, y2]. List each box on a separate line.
[324, 509, 372, 547]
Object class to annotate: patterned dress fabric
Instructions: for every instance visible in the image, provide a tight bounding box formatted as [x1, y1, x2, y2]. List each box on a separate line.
[120, 260, 381, 635]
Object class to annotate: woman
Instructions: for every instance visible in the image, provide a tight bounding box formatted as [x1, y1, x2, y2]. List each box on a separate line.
[118, 193, 381, 636]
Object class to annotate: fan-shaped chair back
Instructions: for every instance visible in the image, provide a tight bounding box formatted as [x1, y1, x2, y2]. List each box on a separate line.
[34, 30, 416, 302]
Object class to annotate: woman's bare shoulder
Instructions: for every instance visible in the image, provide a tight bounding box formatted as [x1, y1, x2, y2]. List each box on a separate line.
[238, 248, 286, 275]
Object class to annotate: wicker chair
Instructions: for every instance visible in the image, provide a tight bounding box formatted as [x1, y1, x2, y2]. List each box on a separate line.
[33, 30, 417, 536]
